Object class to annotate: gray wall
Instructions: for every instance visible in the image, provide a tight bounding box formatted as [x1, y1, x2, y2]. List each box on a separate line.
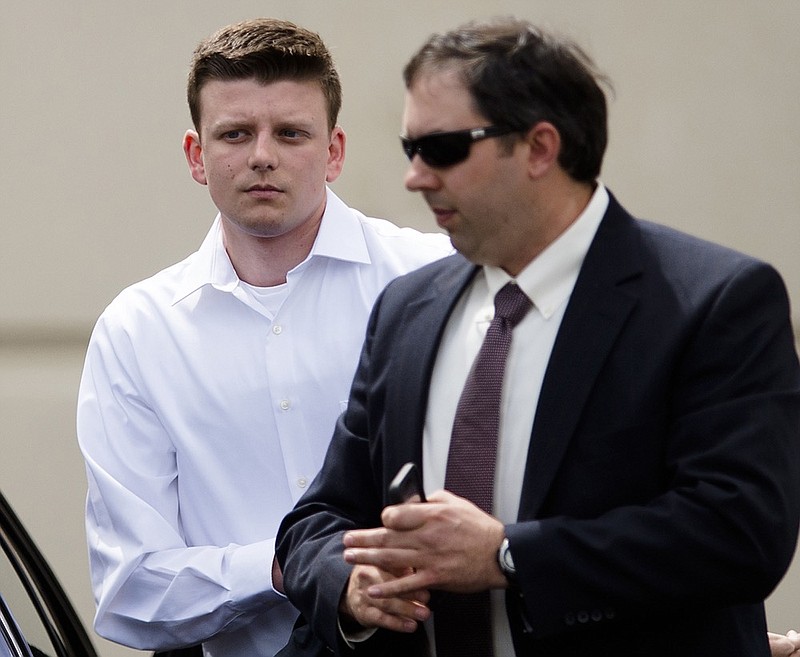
[1, 2, 798, 656]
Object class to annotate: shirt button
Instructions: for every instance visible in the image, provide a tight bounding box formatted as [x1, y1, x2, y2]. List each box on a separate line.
[272, 324, 282, 335]
[279, 399, 290, 410]
[297, 477, 308, 488]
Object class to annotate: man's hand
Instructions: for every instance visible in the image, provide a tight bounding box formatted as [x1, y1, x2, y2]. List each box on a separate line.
[339, 563, 430, 634]
[272, 556, 284, 594]
[342, 490, 507, 600]
[769, 630, 800, 657]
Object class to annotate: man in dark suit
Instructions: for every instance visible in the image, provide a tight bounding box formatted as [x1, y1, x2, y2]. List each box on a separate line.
[276, 17, 800, 657]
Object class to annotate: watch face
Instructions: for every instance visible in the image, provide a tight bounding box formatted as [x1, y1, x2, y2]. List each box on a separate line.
[499, 539, 515, 576]
[503, 548, 515, 572]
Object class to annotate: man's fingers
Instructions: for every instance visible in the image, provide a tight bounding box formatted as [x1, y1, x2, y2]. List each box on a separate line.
[344, 565, 431, 633]
[343, 527, 388, 547]
[768, 633, 800, 657]
[343, 546, 426, 578]
[364, 570, 433, 598]
[349, 588, 430, 633]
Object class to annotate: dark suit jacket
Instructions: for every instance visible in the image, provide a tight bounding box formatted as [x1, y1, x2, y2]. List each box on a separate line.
[277, 193, 800, 657]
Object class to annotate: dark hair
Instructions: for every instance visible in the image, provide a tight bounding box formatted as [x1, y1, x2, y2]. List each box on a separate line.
[403, 17, 610, 182]
[187, 18, 342, 132]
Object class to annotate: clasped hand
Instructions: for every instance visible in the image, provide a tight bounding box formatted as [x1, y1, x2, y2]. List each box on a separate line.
[338, 490, 507, 633]
[769, 631, 800, 657]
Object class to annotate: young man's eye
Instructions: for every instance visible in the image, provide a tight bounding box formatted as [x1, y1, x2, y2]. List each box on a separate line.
[222, 130, 246, 141]
[281, 129, 306, 140]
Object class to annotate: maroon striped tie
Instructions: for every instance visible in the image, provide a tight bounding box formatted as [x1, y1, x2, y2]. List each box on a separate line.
[436, 282, 532, 657]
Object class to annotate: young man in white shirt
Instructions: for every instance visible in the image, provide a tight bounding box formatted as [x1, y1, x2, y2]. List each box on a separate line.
[76, 18, 450, 657]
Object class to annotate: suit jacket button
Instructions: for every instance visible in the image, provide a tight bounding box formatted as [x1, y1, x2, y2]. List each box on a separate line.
[564, 612, 576, 626]
[577, 611, 590, 624]
[591, 609, 603, 622]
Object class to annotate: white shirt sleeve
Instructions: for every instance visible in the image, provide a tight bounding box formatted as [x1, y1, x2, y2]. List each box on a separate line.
[78, 316, 281, 649]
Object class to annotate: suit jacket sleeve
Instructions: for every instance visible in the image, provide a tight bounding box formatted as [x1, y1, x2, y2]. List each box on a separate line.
[276, 282, 412, 655]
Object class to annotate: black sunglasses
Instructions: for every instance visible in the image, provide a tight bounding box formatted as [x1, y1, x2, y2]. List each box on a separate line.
[400, 125, 515, 168]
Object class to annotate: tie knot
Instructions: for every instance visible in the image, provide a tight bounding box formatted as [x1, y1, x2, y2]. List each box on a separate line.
[494, 282, 531, 328]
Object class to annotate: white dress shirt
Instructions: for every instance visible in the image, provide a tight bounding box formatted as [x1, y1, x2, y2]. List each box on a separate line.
[77, 188, 452, 657]
[422, 184, 608, 656]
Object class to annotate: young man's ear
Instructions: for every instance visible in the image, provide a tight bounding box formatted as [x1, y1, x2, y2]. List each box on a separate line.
[325, 126, 346, 184]
[183, 130, 208, 186]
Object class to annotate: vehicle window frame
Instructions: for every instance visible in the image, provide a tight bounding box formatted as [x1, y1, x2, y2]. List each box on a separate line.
[0, 592, 35, 657]
[0, 490, 98, 657]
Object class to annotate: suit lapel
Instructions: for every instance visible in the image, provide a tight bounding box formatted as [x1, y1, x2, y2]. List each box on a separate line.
[384, 258, 478, 472]
[518, 196, 644, 519]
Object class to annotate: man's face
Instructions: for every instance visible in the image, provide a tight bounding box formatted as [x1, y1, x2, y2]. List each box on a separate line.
[402, 70, 533, 274]
[184, 77, 344, 244]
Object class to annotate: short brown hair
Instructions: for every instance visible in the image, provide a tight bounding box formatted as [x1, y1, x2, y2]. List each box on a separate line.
[404, 17, 610, 182]
[187, 18, 342, 131]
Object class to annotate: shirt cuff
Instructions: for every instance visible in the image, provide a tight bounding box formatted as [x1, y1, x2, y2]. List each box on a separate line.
[228, 538, 283, 604]
[338, 616, 377, 648]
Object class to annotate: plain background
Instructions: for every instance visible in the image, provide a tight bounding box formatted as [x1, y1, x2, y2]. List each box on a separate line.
[1, 2, 798, 656]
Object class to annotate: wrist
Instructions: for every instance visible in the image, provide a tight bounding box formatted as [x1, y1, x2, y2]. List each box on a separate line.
[271, 556, 284, 594]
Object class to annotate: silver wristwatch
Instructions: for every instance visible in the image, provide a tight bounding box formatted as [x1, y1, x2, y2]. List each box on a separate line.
[497, 537, 517, 582]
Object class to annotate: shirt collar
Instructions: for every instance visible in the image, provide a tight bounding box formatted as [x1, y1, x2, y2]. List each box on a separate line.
[483, 182, 609, 319]
[172, 187, 371, 305]
[309, 188, 372, 264]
